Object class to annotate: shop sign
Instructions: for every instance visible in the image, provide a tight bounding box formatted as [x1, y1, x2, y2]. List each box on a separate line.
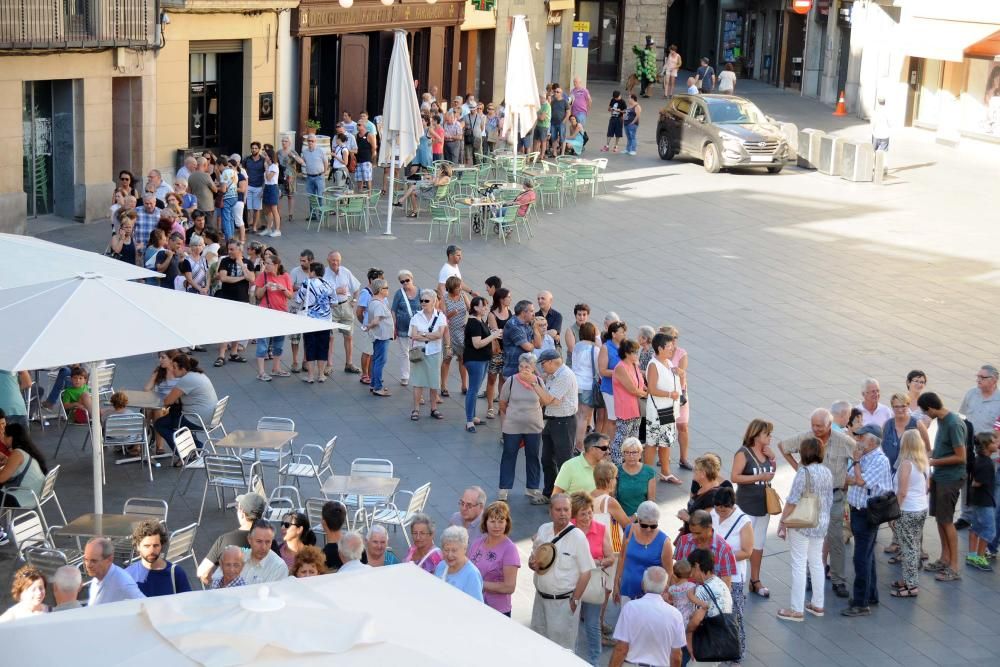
[791, 0, 812, 14]
[298, 2, 460, 34]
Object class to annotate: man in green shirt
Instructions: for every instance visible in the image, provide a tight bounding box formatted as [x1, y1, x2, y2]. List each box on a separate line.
[918, 392, 967, 582]
[533, 94, 552, 157]
[553, 432, 609, 497]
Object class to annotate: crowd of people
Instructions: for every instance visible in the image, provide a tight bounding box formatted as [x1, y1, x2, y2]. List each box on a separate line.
[4, 227, 999, 665]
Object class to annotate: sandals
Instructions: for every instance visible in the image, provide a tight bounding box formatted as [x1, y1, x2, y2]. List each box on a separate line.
[214, 357, 226, 367]
[777, 608, 804, 622]
[407, 212, 418, 218]
[256, 373, 272, 382]
[272, 369, 291, 378]
[805, 603, 825, 617]
[410, 410, 420, 421]
[372, 389, 391, 397]
[678, 459, 694, 471]
[440, 389, 450, 397]
[486, 408, 496, 419]
[302, 377, 315, 384]
[289, 365, 301, 374]
[890, 580, 908, 590]
[659, 473, 683, 485]
[934, 568, 961, 582]
[750, 579, 770, 598]
[891, 585, 919, 598]
[360, 376, 371, 385]
[229, 354, 247, 363]
[888, 555, 902, 565]
[430, 410, 443, 420]
[466, 425, 477, 433]
[344, 364, 362, 374]
[884, 543, 901, 554]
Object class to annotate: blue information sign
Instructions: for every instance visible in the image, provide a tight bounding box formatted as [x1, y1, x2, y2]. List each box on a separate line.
[572, 31, 590, 49]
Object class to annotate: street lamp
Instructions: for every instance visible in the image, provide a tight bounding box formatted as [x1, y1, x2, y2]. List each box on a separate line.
[338, 0, 353, 8]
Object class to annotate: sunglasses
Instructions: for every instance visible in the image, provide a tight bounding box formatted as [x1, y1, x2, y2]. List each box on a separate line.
[281, 522, 300, 529]
[638, 522, 658, 530]
[595, 445, 610, 451]
[400, 278, 411, 284]
[420, 299, 432, 303]
[120, 176, 130, 181]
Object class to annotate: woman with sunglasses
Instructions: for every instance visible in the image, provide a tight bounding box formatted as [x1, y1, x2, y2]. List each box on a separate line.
[390, 270, 421, 386]
[274, 511, 318, 570]
[613, 501, 673, 605]
[114, 170, 138, 201]
[408, 290, 448, 420]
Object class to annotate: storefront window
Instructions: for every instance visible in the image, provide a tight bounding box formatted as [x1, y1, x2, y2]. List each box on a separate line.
[916, 59, 944, 126]
[961, 57, 1000, 137]
[721, 11, 744, 65]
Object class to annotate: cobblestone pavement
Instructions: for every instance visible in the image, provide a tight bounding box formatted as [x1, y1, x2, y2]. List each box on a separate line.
[4, 78, 999, 666]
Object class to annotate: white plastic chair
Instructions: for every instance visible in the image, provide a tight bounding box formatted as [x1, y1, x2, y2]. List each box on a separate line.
[24, 545, 78, 581]
[369, 482, 432, 548]
[1, 464, 68, 534]
[8, 510, 78, 564]
[197, 454, 249, 525]
[341, 458, 394, 529]
[103, 413, 153, 481]
[167, 427, 211, 503]
[280, 436, 336, 494]
[183, 395, 230, 448]
[305, 497, 329, 546]
[249, 462, 303, 526]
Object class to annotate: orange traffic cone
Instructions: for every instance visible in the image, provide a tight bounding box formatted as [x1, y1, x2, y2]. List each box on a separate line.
[833, 90, 847, 116]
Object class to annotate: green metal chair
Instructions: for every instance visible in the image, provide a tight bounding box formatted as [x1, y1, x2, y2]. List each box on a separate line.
[365, 190, 382, 230]
[335, 196, 367, 234]
[560, 168, 578, 205]
[574, 164, 598, 197]
[454, 167, 479, 196]
[307, 195, 338, 232]
[429, 201, 460, 242]
[487, 205, 520, 246]
[534, 174, 563, 210]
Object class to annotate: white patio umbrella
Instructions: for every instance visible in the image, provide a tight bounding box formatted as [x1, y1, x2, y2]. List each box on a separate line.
[379, 30, 424, 236]
[3, 566, 589, 666]
[0, 272, 344, 513]
[0, 232, 160, 289]
[500, 15, 540, 181]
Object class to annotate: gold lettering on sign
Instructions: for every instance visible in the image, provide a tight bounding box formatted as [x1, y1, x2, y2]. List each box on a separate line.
[302, 3, 458, 30]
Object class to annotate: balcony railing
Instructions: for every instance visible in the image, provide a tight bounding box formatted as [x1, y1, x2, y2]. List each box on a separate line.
[0, 0, 158, 50]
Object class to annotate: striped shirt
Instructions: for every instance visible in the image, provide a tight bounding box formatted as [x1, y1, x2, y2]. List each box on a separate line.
[847, 448, 893, 510]
[135, 207, 161, 245]
[673, 532, 737, 580]
[296, 277, 333, 320]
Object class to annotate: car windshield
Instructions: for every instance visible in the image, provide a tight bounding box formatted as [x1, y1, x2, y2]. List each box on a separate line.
[706, 99, 767, 124]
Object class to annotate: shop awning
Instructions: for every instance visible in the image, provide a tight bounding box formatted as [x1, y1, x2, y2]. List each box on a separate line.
[901, 17, 1000, 62]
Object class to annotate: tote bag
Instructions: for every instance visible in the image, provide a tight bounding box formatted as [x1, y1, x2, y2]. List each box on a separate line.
[783, 467, 819, 529]
[691, 583, 741, 662]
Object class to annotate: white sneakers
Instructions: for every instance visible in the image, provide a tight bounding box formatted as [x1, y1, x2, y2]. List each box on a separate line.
[498, 489, 509, 502]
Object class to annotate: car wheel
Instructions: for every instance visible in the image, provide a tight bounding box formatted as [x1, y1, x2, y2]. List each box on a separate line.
[657, 132, 675, 161]
[767, 165, 784, 174]
[702, 143, 721, 174]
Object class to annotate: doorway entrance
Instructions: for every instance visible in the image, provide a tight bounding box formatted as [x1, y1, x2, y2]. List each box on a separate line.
[189, 48, 244, 156]
[23, 79, 76, 219]
[577, 0, 623, 80]
[783, 11, 806, 91]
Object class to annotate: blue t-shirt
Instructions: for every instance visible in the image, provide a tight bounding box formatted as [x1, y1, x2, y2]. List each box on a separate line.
[600, 341, 620, 394]
[244, 155, 266, 187]
[434, 560, 484, 602]
[502, 318, 533, 377]
[358, 287, 373, 327]
[124, 561, 192, 597]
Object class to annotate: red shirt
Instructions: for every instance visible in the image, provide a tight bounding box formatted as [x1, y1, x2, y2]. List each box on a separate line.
[673, 532, 737, 579]
[254, 272, 292, 312]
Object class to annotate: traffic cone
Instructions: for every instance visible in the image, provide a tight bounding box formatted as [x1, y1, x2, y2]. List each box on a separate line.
[833, 90, 847, 116]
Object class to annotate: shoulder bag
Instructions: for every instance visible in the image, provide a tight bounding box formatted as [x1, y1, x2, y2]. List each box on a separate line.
[409, 313, 439, 363]
[691, 582, 741, 662]
[783, 467, 819, 529]
[867, 490, 901, 526]
[746, 447, 783, 515]
[591, 345, 605, 409]
[648, 361, 675, 425]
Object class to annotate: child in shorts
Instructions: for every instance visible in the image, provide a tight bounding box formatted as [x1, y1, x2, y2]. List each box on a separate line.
[602, 91, 627, 153]
[967, 432, 997, 571]
[667, 560, 696, 667]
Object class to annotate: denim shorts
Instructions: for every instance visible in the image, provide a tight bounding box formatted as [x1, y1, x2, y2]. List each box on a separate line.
[578, 389, 595, 407]
[971, 505, 997, 543]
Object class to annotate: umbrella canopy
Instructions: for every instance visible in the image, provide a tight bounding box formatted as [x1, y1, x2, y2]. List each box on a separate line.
[0, 272, 343, 513]
[0, 232, 160, 289]
[379, 30, 424, 235]
[3, 566, 589, 666]
[0, 273, 341, 371]
[501, 15, 540, 143]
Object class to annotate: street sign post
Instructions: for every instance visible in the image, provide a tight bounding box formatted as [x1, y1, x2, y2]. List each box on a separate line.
[571, 21, 590, 88]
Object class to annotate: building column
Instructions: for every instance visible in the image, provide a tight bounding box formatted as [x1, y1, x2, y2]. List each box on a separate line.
[77, 76, 114, 222]
[298, 35, 311, 145]
[0, 80, 26, 233]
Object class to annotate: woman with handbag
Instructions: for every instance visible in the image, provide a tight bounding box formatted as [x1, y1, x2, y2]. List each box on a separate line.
[712, 486, 755, 665]
[731, 418, 778, 598]
[570, 492, 613, 666]
[645, 332, 682, 483]
[408, 290, 448, 420]
[610, 339, 647, 465]
[685, 548, 737, 663]
[571, 321, 600, 454]
[776, 437, 833, 622]
[889, 430, 929, 598]
[463, 296, 501, 432]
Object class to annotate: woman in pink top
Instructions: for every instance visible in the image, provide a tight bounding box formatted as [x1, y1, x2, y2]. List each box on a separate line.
[571, 492, 613, 667]
[468, 501, 521, 616]
[610, 339, 647, 465]
[404, 513, 443, 573]
[663, 325, 691, 469]
[253, 254, 294, 381]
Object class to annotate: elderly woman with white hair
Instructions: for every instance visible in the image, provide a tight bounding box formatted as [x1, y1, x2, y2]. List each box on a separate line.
[404, 513, 443, 573]
[434, 526, 484, 602]
[613, 501, 673, 604]
[408, 289, 448, 421]
[366, 525, 400, 567]
[498, 352, 545, 503]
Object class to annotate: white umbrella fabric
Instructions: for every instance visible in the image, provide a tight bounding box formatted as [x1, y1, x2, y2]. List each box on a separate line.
[500, 15, 539, 181]
[379, 30, 424, 236]
[0, 272, 344, 513]
[0, 232, 160, 289]
[2, 566, 590, 666]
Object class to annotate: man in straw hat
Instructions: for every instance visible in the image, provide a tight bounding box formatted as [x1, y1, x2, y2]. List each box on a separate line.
[528, 494, 594, 649]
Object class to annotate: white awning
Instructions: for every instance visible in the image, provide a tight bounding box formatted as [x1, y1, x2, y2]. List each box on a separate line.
[901, 17, 1000, 62]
